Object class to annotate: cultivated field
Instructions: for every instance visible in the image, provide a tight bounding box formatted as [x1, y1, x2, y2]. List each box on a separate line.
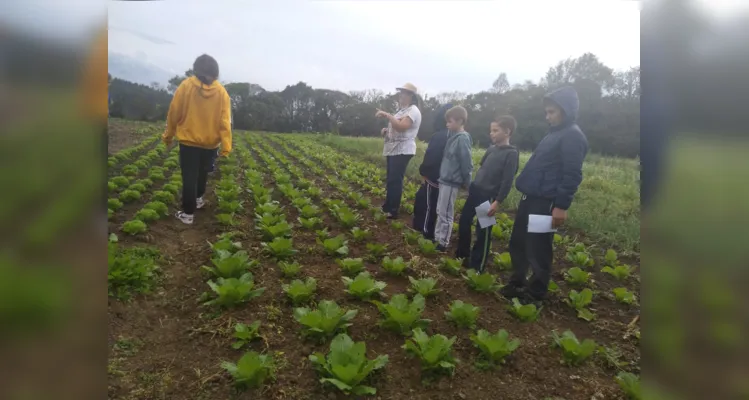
[107, 119, 641, 400]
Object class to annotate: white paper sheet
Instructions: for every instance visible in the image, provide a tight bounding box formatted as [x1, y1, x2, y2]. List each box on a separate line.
[528, 214, 557, 233]
[475, 201, 497, 229]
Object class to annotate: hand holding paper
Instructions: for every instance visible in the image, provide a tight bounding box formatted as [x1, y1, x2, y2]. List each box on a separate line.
[528, 214, 557, 233]
[475, 201, 497, 229]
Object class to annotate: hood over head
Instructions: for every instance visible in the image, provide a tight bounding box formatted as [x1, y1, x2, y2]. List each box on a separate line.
[433, 103, 453, 131]
[188, 76, 221, 98]
[544, 86, 579, 125]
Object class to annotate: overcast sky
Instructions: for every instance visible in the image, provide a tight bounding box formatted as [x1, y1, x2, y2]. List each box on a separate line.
[106, 0, 644, 94]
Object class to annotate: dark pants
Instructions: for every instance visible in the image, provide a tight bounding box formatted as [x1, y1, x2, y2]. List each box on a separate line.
[412, 181, 440, 240]
[208, 149, 219, 172]
[508, 194, 555, 300]
[179, 144, 215, 214]
[383, 154, 413, 216]
[456, 183, 493, 272]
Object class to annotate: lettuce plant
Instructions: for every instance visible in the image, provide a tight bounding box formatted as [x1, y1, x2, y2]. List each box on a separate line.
[309, 333, 388, 396]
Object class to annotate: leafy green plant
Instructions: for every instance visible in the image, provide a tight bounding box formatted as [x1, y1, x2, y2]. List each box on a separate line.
[298, 216, 322, 230]
[507, 298, 541, 322]
[565, 267, 591, 286]
[216, 213, 238, 227]
[470, 329, 520, 369]
[319, 235, 349, 257]
[493, 252, 512, 270]
[148, 169, 166, 181]
[350, 227, 372, 242]
[403, 230, 421, 245]
[257, 221, 293, 241]
[408, 276, 440, 297]
[262, 237, 297, 260]
[601, 265, 633, 281]
[201, 250, 258, 279]
[551, 330, 597, 366]
[204, 273, 265, 308]
[256, 201, 282, 215]
[615, 372, 642, 400]
[463, 270, 502, 293]
[256, 212, 283, 227]
[565, 288, 595, 321]
[604, 249, 618, 266]
[134, 208, 160, 222]
[108, 198, 124, 211]
[613, 287, 637, 304]
[283, 277, 317, 305]
[294, 300, 358, 341]
[144, 201, 168, 217]
[335, 208, 360, 228]
[299, 205, 320, 218]
[342, 272, 387, 300]
[567, 252, 595, 269]
[445, 300, 480, 329]
[111, 176, 130, 188]
[366, 243, 388, 260]
[119, 189, 141, 203]
[152, 190, 175, 204]
[418, 238, 438, 255]
[308, 333, 388, 396]
[278, 261, 302, 278]
[390, 221, 404, 230]
[123, 165, 139, 176]
[336, 258, 364, 277]
[372, 294, 430, 335]
[221, 351, 275, 389]
[306, 186, 322, 198]
[439, 257, 462, 275]
[209, 235, 243, 254]
[232, 321, 261, 349]
[218, 199, 244, 214]
[108, 243, 161, 299]
[381, 256, 408, 275]
[122, 219, 147, 235]
[127, 183, 147, 193]
[402, 328, 457, 378]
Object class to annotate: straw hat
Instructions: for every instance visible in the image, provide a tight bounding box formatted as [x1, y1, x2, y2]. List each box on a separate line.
[396, 82, 418, 95]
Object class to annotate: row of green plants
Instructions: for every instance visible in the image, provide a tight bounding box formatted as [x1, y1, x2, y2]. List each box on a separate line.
[107, 144, 181, 235]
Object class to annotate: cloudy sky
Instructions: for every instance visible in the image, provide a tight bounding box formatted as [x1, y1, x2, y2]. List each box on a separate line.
[105, 0, 644, 94]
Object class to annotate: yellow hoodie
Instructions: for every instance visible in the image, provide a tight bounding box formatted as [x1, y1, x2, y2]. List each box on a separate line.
[163, 76, 232, 156]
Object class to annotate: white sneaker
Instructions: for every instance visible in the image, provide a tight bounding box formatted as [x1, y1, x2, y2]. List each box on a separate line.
[175, 211, 194, 225]
[196, 197, 205, 209]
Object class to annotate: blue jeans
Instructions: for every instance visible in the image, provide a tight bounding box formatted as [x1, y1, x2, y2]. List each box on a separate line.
[382, 154, 413, 216]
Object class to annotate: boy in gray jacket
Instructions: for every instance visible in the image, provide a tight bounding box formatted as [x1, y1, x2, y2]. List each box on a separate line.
[456, 116, 519, 271]
[434, 106, 473, 251]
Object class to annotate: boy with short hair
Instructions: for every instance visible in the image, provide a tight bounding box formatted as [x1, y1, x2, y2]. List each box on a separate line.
[501, 86, 588, 304]
[456, 116, 519, 271]
[434, 105, 473, 252]
[412, 103, 452, 240]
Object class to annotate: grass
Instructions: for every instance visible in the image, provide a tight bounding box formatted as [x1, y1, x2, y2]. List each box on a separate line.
[305, 134, 640, 253]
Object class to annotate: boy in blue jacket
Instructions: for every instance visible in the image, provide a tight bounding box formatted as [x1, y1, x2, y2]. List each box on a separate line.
[501, 86, 589, 304]
[412, 103, 452, 240]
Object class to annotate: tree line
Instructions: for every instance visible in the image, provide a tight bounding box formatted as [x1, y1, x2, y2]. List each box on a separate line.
[108, 53, 640, 158]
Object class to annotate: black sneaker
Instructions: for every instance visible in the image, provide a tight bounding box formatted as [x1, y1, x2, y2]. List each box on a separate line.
[500, 284, 524, 300]
[436, 244, 447, 253]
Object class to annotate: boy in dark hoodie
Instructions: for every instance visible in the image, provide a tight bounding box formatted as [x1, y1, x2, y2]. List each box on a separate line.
[456, 116, 519, 272]
[412, 103, 452, 240]
[501, 86, 588, 304]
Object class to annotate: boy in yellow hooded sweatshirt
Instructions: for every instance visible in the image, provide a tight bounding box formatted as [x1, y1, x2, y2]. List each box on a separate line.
[163, 54, 232, 224]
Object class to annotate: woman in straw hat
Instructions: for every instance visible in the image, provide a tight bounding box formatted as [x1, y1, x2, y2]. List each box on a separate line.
[375, 83, 423, 219]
